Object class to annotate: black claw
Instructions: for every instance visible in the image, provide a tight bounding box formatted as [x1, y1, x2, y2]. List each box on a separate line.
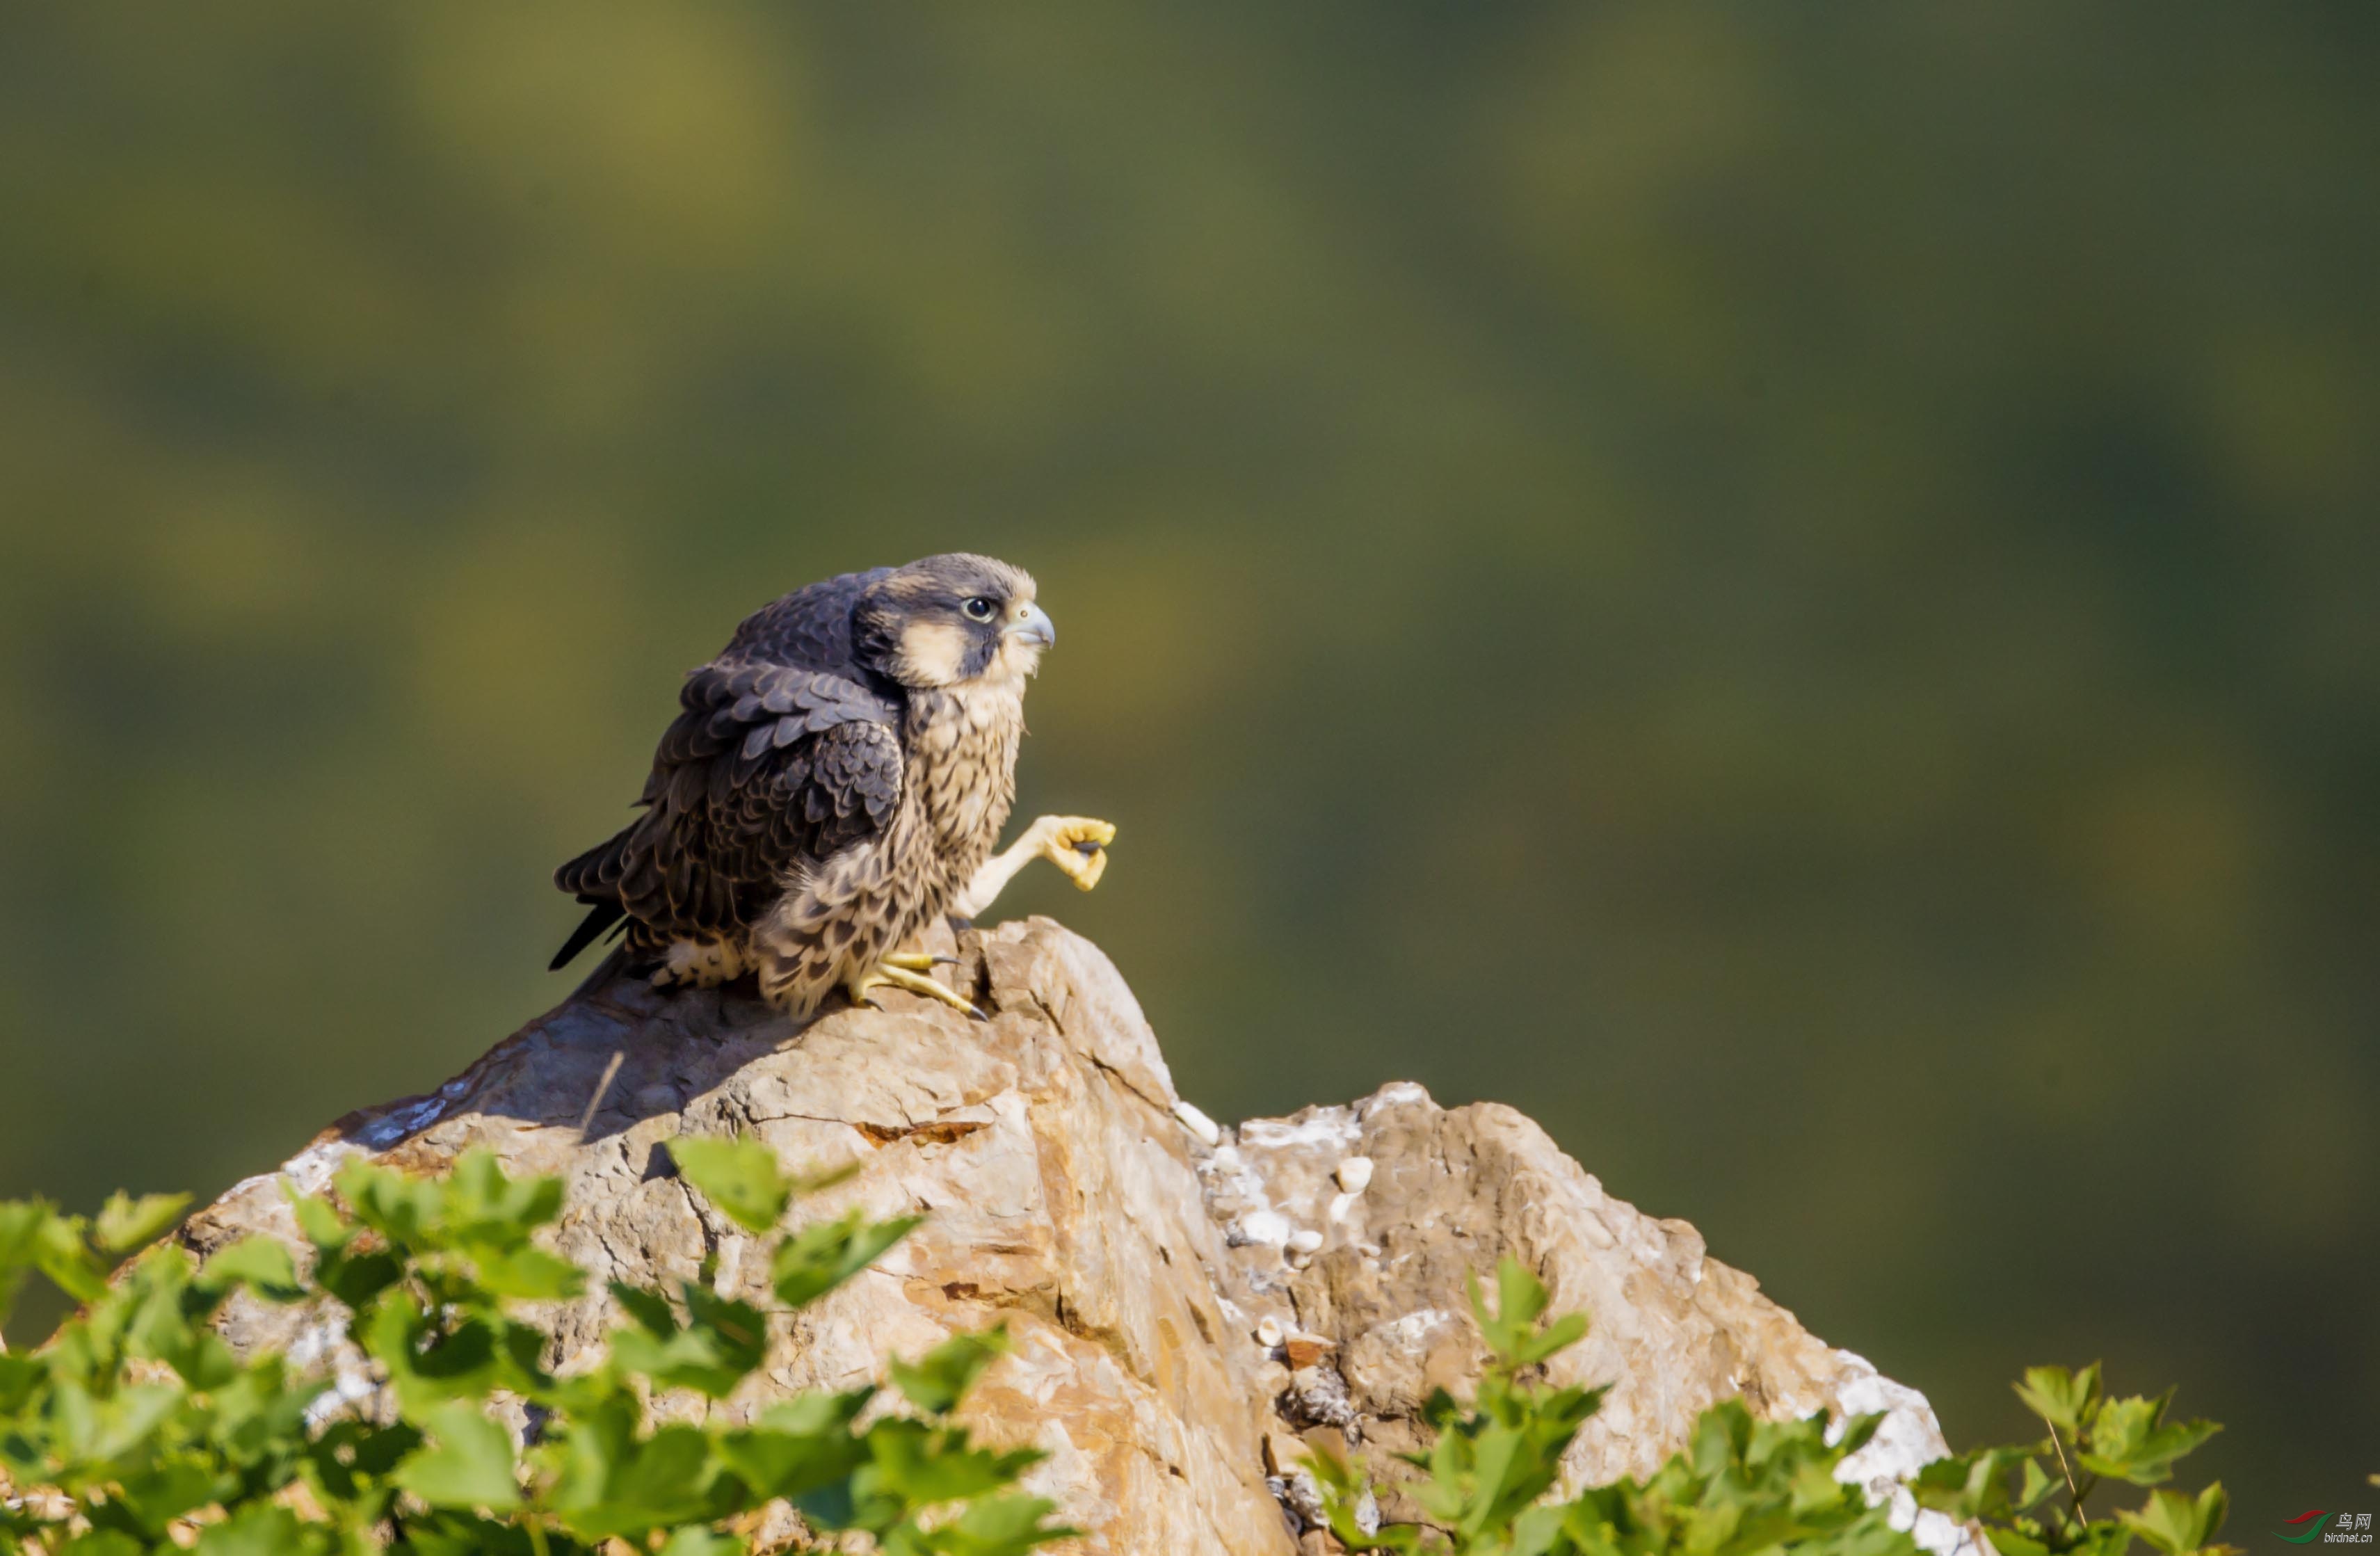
[1072, 840, 1104, 857]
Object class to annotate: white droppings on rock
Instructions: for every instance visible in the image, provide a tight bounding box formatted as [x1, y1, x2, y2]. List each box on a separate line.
[1326, 1192, 1358, 1223]
[1334, 1156, 1373, 1194]
[1232, 1209, 1292, 1247]
[287, 1310, 378, 1431]
[1830, 1354, 1984, 1556]
[1371, 1308, 1457, 1348]
[301, 1365, 380, 1431]
[1238, 1110, 1361, 1153]
[1173, 1099, 1223, 1147]
[1356, 1081, 1431, 1116]
[279, 1138, 364, 1196]
[1285, 1229, 1324, 1256]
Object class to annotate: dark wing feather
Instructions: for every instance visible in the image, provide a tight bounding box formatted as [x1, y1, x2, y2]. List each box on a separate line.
[721, 567, 893, 675]
[551, 658, 901, 965]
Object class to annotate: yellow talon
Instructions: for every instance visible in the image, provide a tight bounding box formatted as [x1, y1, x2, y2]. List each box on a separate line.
[1037, 816, 1116, 892]
[849, 962, 984, 1020]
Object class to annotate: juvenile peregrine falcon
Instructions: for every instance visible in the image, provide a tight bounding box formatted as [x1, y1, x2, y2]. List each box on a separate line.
[549, 553, 1113, 1017]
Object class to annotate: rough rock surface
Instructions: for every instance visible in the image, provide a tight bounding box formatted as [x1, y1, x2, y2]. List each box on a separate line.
[186, 918, 1971, 1556]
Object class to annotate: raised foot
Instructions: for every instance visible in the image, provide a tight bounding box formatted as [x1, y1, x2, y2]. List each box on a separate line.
[849, 959, 984, 1020]
[1030, 815, 1116, 891]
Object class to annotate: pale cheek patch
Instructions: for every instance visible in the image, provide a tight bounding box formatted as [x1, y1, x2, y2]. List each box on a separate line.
[996, 635, 1045, 680]
[896, 620, 971, 687]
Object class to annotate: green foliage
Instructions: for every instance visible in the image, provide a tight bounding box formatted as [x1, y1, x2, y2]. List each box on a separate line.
[0, 1139, 1073, 1555]
[1915, 1363, 2234, 1556]
[1308, 1260, 2232, 1556]
[0, 1160, 2235, 1556]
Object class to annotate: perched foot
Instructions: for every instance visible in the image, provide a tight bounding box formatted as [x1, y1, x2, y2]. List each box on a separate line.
[847, 959, 984, 1020]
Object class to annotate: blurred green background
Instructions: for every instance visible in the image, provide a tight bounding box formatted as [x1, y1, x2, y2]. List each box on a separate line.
[2, 1, 2372, 1514]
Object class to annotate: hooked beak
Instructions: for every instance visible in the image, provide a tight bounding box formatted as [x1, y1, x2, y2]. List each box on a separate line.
[1007, 602, 1055, 648]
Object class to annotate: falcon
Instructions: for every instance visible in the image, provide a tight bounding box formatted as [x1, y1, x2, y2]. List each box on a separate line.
[549, 553, 1113, 1018]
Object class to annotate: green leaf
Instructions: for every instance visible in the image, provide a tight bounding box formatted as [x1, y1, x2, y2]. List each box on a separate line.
[33, 1212, 110, 1306]
[547, 1418, 728, 1539]
[93, 1192, 193, 1256]
[0, 1353, 42, 1414]
[1917, 1445, 2036, 1521]
[889, 1326, 1008, 1415]
[85, 1381, 186, 1463]
[771, 1211, 920, 1309]
[466, 1242, 586, 1301]
[609, 1278, 680, 1336]
[1470, 1258, 1547, 1363]
[715, 1399, 873, 1500]
[360, 1292, 532, 1411]
[284, 1192, 355, 1257]
[860, 1416, 1041, 1509]
[1462, 1256, 1588, 1371]
[200, 1236, 307, 1303]
[303, 1418, 424, 1507]
[1986, 1526, 2056, 1556]
[191, 1502, 329, 1556]
[657, 1530, 746, 1556]
[440, 1149, 564, 1235]
[392, 1400, 523, 1511]
[387, 1511, 548, 1556]
[0, 1200, 54, 1317]
[334, 1158, 443, 1250]
[113, 1457, 235, 1534]
[2077, 1394, 2220, 1486]
[923, 1493, 1079, 1556]
[682, 1285, 768, 1374]
[312, 1246, 403, 1310]
[2118, 1484, 2229, 1556]
[2014, 1363, 2101, 1436]
[609, 1327, 739, 1400]
[668, 1134, 794, 1235]
[54, 1534, 147, 1556]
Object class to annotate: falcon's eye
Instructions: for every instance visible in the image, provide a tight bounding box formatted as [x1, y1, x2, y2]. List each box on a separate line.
[961, 597, 998, 622]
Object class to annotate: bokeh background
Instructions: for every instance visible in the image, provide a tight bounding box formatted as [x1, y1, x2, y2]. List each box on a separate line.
[3, 1, 2372, 1514]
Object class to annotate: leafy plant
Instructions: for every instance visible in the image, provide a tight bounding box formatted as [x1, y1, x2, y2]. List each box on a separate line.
[1913, 1363, 2234, 1556]
[1305, 1259, 2231, 1556]
[0, 1139, 1072, 1555]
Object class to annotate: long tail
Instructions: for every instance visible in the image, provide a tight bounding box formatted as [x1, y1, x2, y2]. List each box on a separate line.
[549, 898, 627, 970]
[551, 826, 635, 970]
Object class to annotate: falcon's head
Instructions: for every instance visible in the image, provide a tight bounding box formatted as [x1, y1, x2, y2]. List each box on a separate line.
[854, 553, 1052, 691]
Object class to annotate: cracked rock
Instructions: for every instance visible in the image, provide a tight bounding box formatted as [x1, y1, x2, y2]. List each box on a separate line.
[183, 917, 1974, 1556]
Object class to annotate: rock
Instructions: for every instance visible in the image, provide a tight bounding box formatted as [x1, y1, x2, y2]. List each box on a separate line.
[183, 917, 1975, 1556]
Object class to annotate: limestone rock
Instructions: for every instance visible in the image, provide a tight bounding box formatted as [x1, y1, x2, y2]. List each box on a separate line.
[184, 918, 1972, 1556]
